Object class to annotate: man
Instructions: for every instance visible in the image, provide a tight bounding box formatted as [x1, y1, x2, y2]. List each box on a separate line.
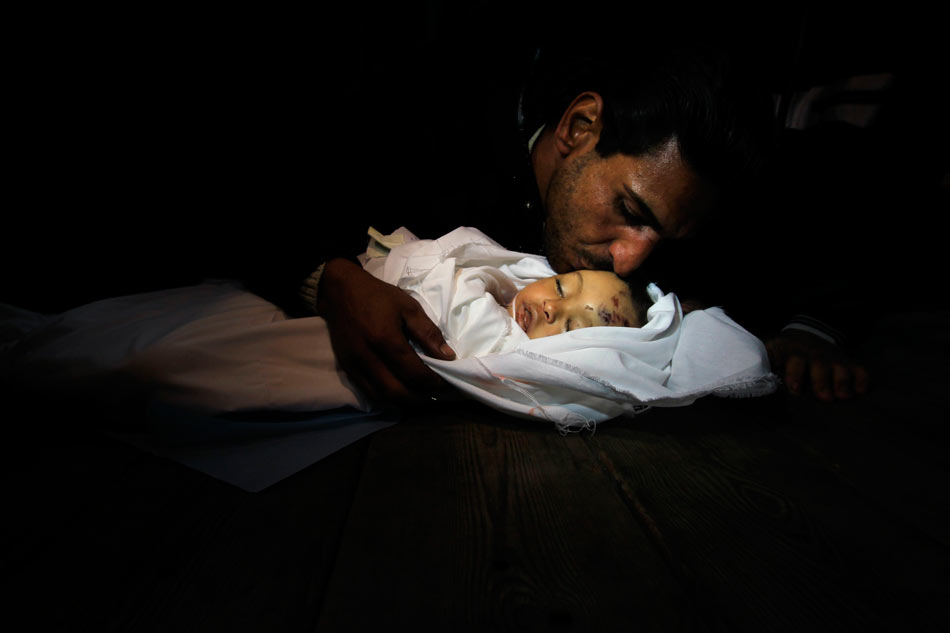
[297, 46, 869, 405]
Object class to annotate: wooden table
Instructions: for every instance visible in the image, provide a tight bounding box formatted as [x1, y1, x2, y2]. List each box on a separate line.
[3, 311, 949, 632]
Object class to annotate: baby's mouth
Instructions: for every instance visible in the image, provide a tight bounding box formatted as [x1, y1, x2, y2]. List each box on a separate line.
[517, 303, 533, 334]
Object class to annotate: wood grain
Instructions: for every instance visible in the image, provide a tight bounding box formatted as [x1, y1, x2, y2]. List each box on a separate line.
[318, 402, 694, 632]
[2, 420, 370, 633]
[587, 395, 949, 633]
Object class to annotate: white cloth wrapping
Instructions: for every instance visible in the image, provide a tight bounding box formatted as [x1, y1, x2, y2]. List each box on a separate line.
[363, 227, 778, 431]
[4, 226, 776, 433]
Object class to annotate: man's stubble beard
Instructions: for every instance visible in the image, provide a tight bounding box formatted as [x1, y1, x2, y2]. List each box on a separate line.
[541, 151, 610, 274]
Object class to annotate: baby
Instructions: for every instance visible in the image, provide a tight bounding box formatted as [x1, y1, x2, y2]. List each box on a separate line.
[505, 270, 653, 339]
[368, 227, 659, 359]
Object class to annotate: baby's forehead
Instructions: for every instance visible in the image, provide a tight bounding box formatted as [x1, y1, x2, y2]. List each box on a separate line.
[578, 270, 620, 280]
[576, 270, 628, 294]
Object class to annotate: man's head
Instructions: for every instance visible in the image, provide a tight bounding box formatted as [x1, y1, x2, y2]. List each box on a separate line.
[530, 47, 773, 277]
[510, 270, 651, 339]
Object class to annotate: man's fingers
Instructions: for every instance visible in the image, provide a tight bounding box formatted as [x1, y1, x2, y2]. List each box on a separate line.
[785, 355, 806, 395]
[344, 362, 380, 403]
[374, 333, 448, 399]
[833, 363, 854, 400]
[332, 344, 381, 403]
[768, 330, 870, 402]
[854, 364, 870, 395]
[403, 305, 456, 361]
[329, 322, 421, 404]
[809, 359, 833, 402]
[316, 259, 460, 406]
[341, 342, 426, 405]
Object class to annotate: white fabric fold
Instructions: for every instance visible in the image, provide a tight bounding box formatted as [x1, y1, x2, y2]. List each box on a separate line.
[364, 226, 778, 431]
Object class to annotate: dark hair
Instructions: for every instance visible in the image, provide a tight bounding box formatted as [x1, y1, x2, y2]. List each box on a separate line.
[531, 46, 775, 193]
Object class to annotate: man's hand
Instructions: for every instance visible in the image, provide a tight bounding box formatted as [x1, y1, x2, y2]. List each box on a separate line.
[316, 258, 456, 404]
[766, 329, 869, 402]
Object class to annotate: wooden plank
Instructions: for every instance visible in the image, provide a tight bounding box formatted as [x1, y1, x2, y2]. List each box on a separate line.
[588, 396, 949, 633]
[109, 436, 371, 633]
[1, 421, 147, 574]
[774, 310, 950, 546]
[2, 413, 370, 633]
[776, 394, 950, 547]
[3, 419, 243, 632]
[318, 401, 694, 632]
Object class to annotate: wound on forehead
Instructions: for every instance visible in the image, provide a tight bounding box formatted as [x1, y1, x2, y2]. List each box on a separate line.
[598, 300, 633, 328]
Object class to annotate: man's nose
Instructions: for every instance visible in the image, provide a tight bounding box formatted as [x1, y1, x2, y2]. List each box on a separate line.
[609, 237, 657, 277]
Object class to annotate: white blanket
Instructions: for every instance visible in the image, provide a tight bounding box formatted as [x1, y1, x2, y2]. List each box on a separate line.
[4, 281, 370, 416]
[365, 227, 778, 431]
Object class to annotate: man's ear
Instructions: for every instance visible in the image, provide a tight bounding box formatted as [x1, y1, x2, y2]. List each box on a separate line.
[553, 92, 604, 157]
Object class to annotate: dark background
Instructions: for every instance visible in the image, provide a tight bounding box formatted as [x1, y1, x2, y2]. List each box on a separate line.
[4, 4, 946, 322]
[2, 7, 949, 630]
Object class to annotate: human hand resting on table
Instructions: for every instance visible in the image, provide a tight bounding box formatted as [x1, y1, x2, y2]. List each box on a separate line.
[766, 329, 869, 401]
[316, 258, 456, 404]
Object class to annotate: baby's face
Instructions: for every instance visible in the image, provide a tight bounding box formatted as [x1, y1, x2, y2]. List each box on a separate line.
[511, 270, 640, 339]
